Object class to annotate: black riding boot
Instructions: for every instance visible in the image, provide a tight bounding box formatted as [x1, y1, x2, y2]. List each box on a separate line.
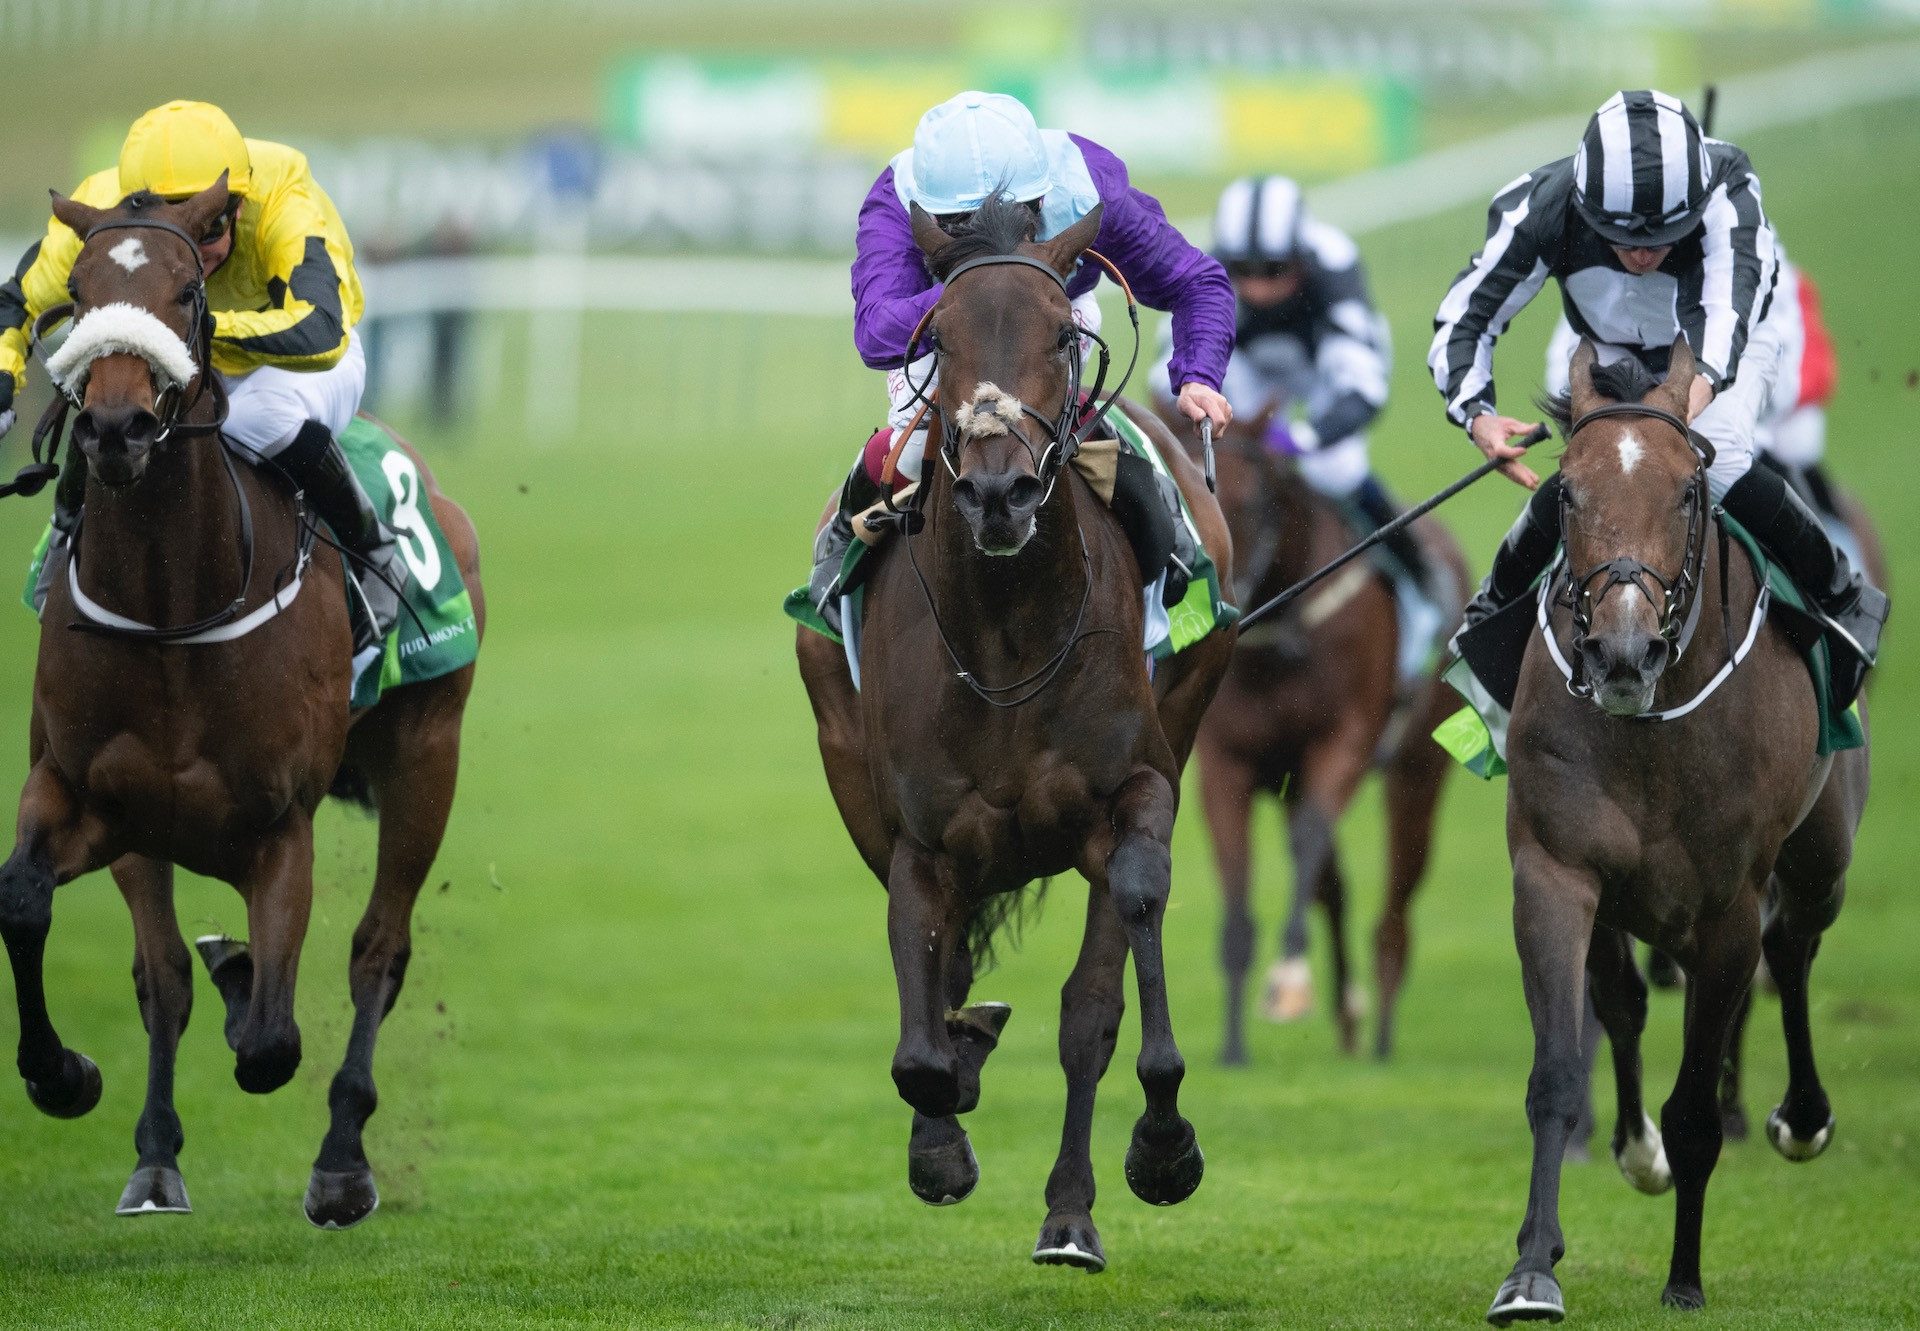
[30, 448, 88, 615]
[277, 421, 404, 654]
[1722, 464, 1887, 696]
[1459, 472, 1564, 631]
[1347, 473, 1445, 605]
[807, 449, 884, 636]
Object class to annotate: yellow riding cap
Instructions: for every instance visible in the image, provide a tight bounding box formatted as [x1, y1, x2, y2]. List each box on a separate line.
[119, 100, 254, 199]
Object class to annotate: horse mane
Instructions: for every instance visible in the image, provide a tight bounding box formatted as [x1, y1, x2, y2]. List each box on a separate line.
[1537, 356, 1665, 439]
[118, 190, 168, 214]
[926, 191, 1041, 281]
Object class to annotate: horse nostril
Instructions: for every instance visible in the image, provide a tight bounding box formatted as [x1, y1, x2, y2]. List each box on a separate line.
[1642, 638, 1671, 674]
[1006, 475, 1044, 515]
[952, 476, 982, 515]
[72, 410, 100, 450]
[122, 411, 160, 449]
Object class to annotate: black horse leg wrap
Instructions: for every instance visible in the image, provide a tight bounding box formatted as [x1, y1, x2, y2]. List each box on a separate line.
[1486, 471, 1564, 603]
[276, 420, 382, 550]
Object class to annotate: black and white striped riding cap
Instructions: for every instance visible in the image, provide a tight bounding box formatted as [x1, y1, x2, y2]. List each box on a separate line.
[1572, 90, 1711, 247]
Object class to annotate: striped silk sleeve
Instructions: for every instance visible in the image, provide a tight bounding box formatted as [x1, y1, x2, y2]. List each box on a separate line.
[1682, 149, 1776, 391]
[1309, 248, 1391, 445]
[1429, 173, 1552, 427]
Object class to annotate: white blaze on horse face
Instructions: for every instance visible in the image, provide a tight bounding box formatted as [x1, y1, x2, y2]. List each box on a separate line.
[1615, 431, 1644, 477]
[108, 237, 149, 273]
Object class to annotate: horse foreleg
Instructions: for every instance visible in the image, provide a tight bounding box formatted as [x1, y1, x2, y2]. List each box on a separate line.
[111, 856, 194, 1215]
[1487, 846, 1598, 1327]
[1719, 982, 1753, 1142]
[1033, 882, 1127, 1273]
[1374, 734, 1449, 1059]
[1586, 925, 1670, 1196]
[1270, 735, 1367, 1027]
[1659, 892, 1762, 1311]
[1101, 768, 1203, 1210]
[1197, 744, 1256, 1066]
[885, 841, 963, 1121]
[308, 710, 461, 1229]
[0, 761, 113, 1119]
[229, 817, 314, 1095]
[908, 943, 1007, 1208]
[1316, 850, 1361, 1054]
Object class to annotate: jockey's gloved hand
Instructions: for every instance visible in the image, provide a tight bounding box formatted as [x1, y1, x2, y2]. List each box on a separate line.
[0, 376, 15, 441]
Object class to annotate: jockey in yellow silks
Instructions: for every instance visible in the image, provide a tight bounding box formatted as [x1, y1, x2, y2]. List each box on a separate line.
[0, 100, 402, 649]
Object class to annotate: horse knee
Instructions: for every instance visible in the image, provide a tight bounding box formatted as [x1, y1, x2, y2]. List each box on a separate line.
[0, 849, 53, 935]
[1108, 837, 1170, 923]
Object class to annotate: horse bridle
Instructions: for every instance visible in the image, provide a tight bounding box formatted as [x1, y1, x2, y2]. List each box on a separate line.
[888, 248, 1143, 708]
[5, 214, 314, 644]
[1556, 400, 1717, 698]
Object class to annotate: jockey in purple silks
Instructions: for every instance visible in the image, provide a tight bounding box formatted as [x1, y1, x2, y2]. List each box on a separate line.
[807, 91, 1235, 628]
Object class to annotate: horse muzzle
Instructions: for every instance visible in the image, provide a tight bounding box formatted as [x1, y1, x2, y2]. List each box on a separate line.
[1579, 631, 1671, 717]
[72, 404, 161, 486]
[953, 468, 1045, 557]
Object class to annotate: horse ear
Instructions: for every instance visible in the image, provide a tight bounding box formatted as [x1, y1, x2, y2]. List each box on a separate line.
[1660, 334, 1697, 415]
[172, 171, 231, 238]
[909, 201, 951, 263]
[49, 191, 108, 240]
[1034, 202, 1104, 277]
[1568, 337, 1600, 412]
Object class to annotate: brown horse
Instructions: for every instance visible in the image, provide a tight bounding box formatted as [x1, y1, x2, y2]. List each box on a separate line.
[1487, 338, 1865, 1323]
[0, 180, 483, 1227]
[1184, 412, 1467, 1061]
[797, 194, 1233, 1273]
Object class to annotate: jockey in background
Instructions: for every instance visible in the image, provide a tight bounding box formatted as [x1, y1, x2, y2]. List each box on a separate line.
[0, 100, 403, 650]
[1155, 173, 1449, 632]
[808, 90, 1236, 624]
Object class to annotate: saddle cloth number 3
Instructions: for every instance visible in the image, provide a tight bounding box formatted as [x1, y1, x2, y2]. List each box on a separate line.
[381, 450, 442, 593]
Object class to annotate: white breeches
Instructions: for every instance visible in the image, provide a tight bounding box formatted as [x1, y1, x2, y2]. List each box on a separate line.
[218, 327, 367, 458]
[882, 291, 1103, 482]
[1544, 311, 1784, 499]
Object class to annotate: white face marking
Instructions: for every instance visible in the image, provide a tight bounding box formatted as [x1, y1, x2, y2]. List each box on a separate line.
[108, 237, 148, 273]
[1616, 431, 1644, 477]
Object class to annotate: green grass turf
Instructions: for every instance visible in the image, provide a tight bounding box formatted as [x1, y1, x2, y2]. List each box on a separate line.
[0, 98, 1916, 1329]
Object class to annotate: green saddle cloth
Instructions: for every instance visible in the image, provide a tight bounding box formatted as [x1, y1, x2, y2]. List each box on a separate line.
[21, 416, 478, 711]
[783, 408, 1237, 662]
[1434, 510, 1865, 780]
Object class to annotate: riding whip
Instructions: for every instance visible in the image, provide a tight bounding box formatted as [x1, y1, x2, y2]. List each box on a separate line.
[1236, 422, 1552, 630]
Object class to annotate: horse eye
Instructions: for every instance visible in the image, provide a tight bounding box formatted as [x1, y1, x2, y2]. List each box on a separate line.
[178, 285, 197, 305]
[1055, 325, 1075, 351]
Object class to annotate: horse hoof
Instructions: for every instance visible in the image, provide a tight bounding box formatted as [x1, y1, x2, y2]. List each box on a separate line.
[947, 1003, 1009, 1115]
[1124, 1115, 1204, 1207]
[907, 1130, 978, 1206]
[1261, 958, 1312, 1023]
[116, 1165, 191, 1215]
[1613, 1113, 1673, 1195]
[305, 1167, 380, 1229]
[1032, 1213, 1106, 1273]
[193, 933, 250, 978]
[1486, 1270, 1564, 1325]
[1660, 1281, 1705, 1311]
[25, 1049, 102, 1119]
[1766, 1107, 1834, 1162]
[947, 1001, 1011, 1042]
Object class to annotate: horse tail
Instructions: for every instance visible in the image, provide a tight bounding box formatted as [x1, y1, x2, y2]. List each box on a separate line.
[964, 878, 1052, 974]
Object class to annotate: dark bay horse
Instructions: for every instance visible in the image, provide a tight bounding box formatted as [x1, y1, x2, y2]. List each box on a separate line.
[797, 194, 1234, 1273]
[0, 181, 483, 1227]
[1181, 413, 1467, 1061]
[1487, 338, 1865, 1323]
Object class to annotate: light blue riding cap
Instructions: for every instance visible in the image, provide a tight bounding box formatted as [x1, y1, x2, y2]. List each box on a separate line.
[890, 91, 1100, 244]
